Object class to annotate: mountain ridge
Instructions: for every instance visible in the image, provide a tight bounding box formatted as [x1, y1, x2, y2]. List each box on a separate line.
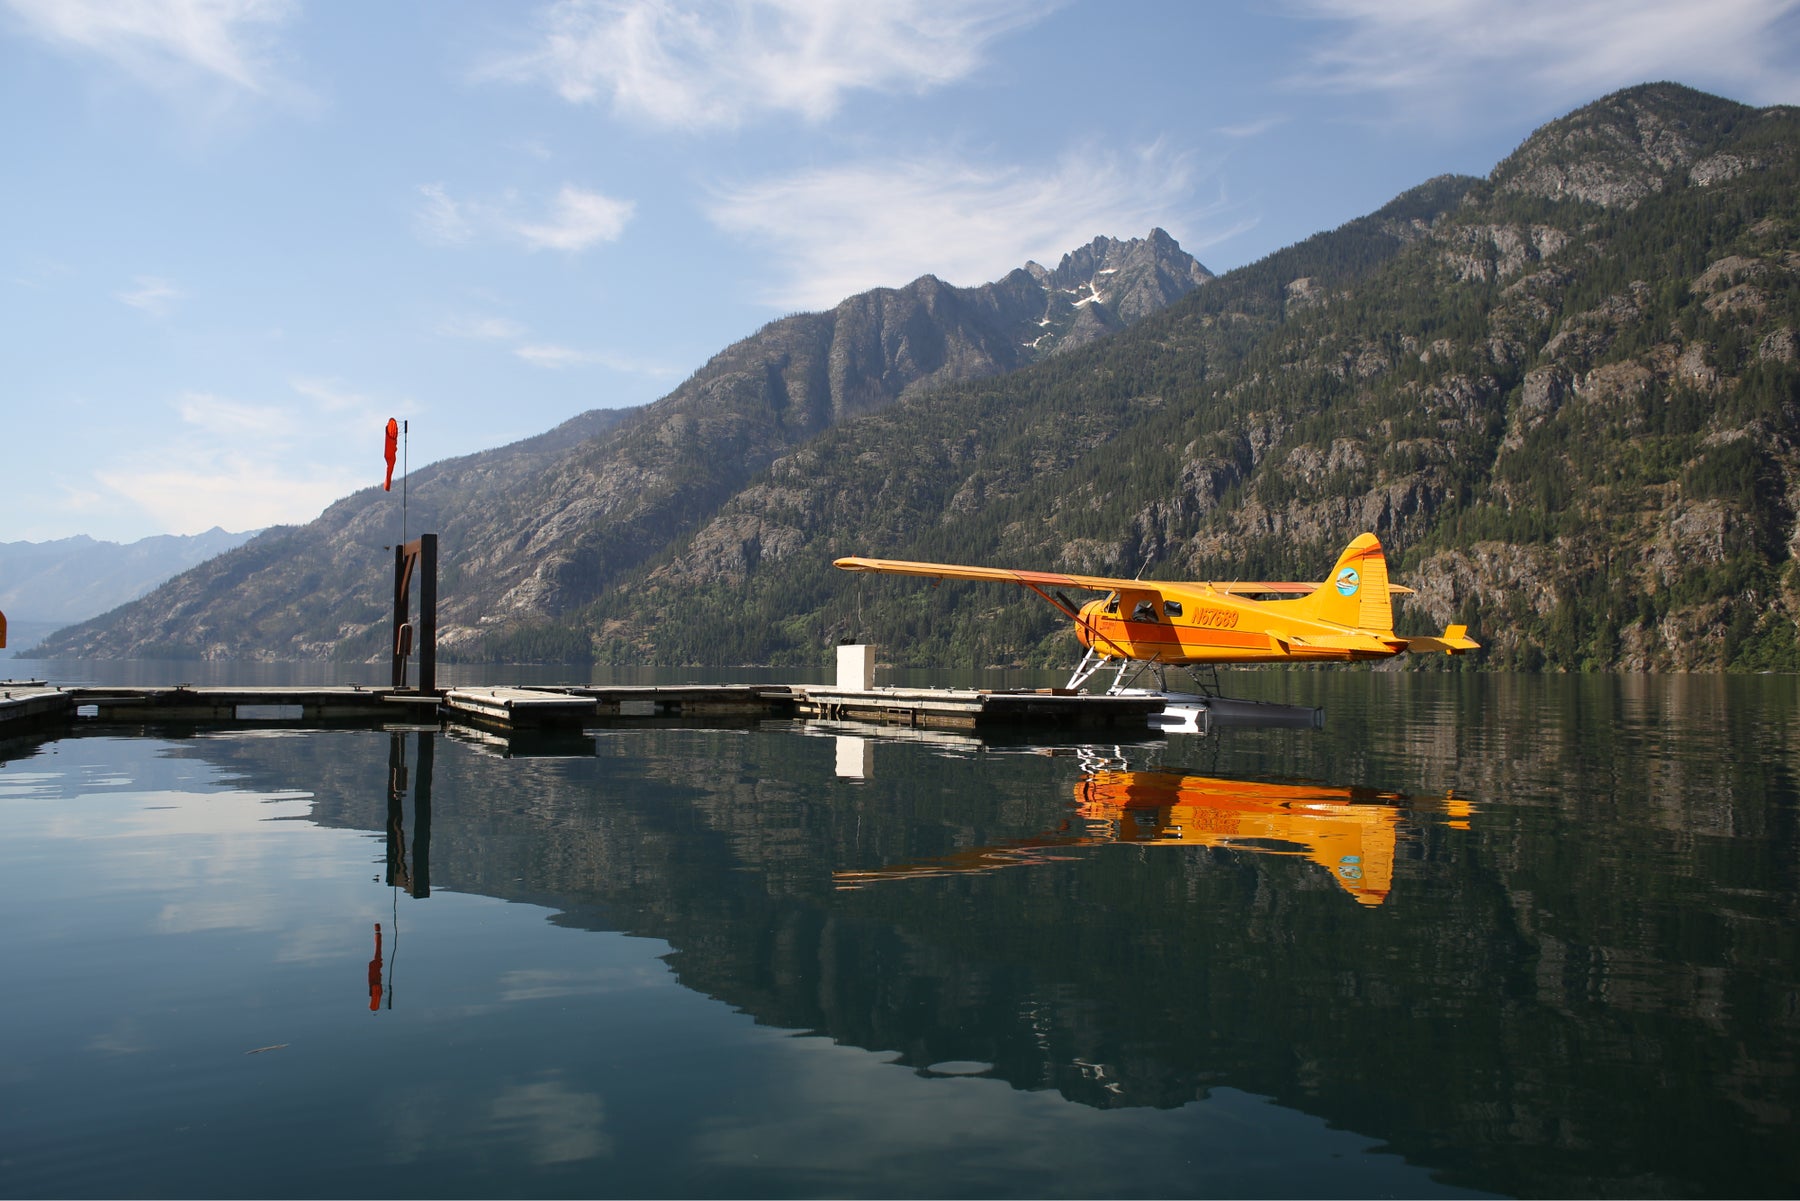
[34, 230, 1213, 661]
[33, 83, 1800, 672]
[1, 527, 258, 656]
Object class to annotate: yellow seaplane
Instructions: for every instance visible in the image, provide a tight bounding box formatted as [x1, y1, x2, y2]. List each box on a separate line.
[836, 533, 1477, 721]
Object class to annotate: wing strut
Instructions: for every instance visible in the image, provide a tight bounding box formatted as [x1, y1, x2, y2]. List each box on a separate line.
[1017, 580, 1136, 667]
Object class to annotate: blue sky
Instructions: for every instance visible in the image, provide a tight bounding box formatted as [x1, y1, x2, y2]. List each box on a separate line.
[5, 0, 1798, 543]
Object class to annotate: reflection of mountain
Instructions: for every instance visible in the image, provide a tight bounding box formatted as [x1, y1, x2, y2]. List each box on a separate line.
[835, 766, 1474, 906]
[152, 685, 1799, 1199]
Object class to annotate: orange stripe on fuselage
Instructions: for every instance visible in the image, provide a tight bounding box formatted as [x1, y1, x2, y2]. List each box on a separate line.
[1076, 592, 1398, 665]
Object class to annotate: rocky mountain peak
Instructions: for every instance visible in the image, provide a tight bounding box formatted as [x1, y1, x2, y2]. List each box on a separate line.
[1022, 229, 1214, 346]
[1490, 82, 1752, 207]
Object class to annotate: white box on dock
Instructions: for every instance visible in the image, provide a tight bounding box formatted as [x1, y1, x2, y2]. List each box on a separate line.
[836, 644, 875, 691]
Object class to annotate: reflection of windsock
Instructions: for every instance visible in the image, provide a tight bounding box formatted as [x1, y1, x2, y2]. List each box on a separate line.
[383, 419, 398, 491]
[368, 923, 383, 1012]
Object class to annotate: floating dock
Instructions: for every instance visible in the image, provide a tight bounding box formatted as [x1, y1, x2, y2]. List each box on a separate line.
[3, 678, 1172, 738]
[67, 685, 413, 722]
[7, 648, 1324, 741]
[0, 682, 75, 733]
[423, 683, 1160, 732]
[791, 686, 1163, 730]
[441, 684, 795, 730]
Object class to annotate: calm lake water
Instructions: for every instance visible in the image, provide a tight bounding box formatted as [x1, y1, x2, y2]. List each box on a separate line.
[2, 665, 1796, 1199]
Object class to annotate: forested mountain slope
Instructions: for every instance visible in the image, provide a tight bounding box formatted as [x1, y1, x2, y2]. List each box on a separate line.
[591, 83, 1800, 673]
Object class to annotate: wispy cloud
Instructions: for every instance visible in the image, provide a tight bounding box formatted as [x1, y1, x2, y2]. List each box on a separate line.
[97, 454, 365, 536]
[289, 377, 390, 420]
[709, 141, 1218, 309]
[416, 183, 475, 246]
[512, 185, 634, 251]
[514, 343, 680, 378]
[439, 314, 529, 341]
[514, 343, 596, 369]
[94, 381, 406, 534]
[414, 183, 633, 253]
[5, 0, 301, 100]
[1289, 0, 1800, 110]
[438, 313, 679, 378]
[174, 390, 296, 438]
[116, 275, 184, 316]
[484, 0, 1052, 130]
[1216, 115, 1289, 139]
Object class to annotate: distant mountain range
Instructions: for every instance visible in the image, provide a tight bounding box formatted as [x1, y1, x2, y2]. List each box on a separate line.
[1, 527, 257, 658]
[34, 83, 1800, 672]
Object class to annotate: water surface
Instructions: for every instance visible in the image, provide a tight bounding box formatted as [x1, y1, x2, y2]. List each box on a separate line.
[1, 670, 1795, 1198]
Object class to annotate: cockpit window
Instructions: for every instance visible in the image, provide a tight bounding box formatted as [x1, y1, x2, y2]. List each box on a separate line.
[1131, 600, 1159, 623]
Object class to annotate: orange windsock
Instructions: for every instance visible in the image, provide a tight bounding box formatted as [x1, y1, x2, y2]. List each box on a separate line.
[383, 419, 398, 491]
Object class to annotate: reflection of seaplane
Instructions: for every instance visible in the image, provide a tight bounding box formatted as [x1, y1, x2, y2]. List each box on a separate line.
[836, 533, 1478, 729]
[834, 766, 1473, 906]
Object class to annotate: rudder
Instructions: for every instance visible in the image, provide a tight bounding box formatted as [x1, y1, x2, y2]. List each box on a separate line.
[1293, 534, 1393, 632]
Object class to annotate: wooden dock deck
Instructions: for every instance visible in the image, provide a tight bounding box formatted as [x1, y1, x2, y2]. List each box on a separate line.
[440, 684, 798, 730]
[2, 678, 1166, 738]
[0, 683, 75, 733]
[789, 686, 1163, 730]
[66, 685, 410, 722]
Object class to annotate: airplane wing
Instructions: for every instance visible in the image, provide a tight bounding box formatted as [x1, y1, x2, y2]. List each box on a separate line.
[834, 556, 1145, 594]
[835, 557, 1415, 596]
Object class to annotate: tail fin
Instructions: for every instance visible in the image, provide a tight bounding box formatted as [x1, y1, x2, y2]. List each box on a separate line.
[1289, 534, 1393, 632]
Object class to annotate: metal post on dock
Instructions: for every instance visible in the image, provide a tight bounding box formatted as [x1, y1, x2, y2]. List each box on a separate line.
[391, 533, 438, 694]
[418, 534, 436, 695]
[391, 544, 411, 690]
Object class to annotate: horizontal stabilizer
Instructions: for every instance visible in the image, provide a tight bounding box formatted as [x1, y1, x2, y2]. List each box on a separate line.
[1213, 581, 1415, 597]
[1280, 632, 1409, 655]
[1405, 625, 1481, 655]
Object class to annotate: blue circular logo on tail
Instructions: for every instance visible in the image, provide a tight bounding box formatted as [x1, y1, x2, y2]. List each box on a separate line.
[1335, 567, 1360, 597]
